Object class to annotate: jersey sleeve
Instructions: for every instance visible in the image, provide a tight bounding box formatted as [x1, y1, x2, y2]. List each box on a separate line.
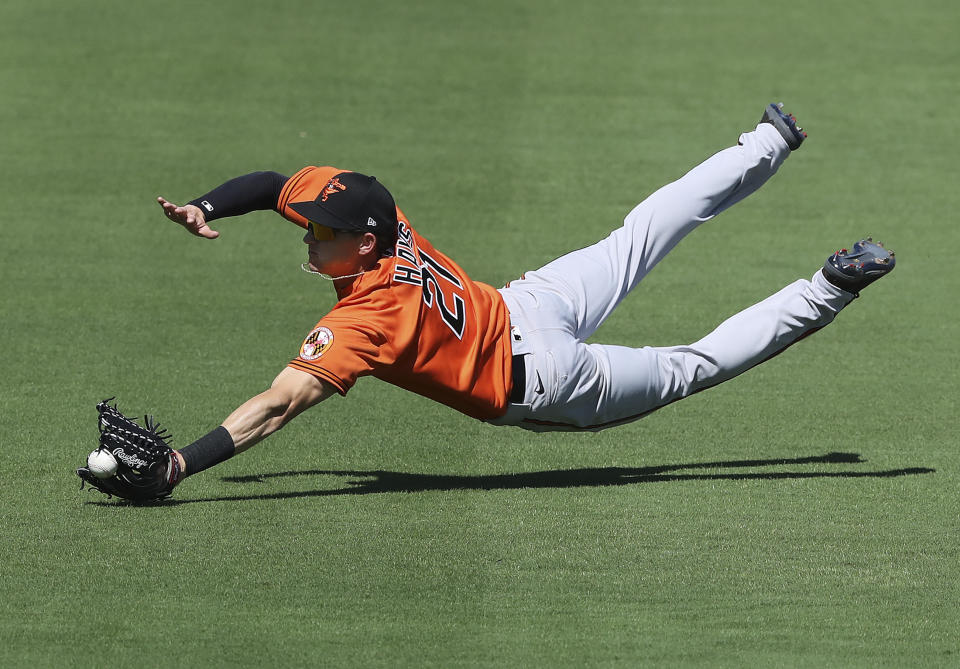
[276, 166, 343, 229]
[287, 312, 396, 395]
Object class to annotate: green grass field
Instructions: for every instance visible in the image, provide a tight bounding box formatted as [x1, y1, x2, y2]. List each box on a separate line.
[2, 0, 958, 666]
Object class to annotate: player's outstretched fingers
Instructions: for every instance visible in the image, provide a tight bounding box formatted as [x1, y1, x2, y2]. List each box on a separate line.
[157, 196, 189, 225]
[157, 197, 219, 239]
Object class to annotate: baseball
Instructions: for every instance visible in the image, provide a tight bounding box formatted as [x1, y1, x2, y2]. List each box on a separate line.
[87, 449, 118, 479]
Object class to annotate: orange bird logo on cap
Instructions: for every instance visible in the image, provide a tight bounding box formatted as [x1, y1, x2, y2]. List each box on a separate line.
[321, 177, 347, 202]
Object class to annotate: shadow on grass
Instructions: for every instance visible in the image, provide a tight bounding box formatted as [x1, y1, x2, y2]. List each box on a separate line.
[85, 452, 935, 506]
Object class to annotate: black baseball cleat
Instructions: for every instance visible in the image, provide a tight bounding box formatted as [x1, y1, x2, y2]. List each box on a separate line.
[822, 238, 896, 296]
[761, 102, 807, 150]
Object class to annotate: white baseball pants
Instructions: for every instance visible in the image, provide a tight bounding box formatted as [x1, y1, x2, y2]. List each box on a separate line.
[490, 123, 854, 432]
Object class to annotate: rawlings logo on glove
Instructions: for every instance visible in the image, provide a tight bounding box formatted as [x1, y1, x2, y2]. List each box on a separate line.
[77, 399, 182, 503]
[112, 448, 150, 469]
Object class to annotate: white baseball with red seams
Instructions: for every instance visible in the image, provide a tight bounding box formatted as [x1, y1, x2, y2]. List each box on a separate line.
[86, 449, 118, 478]
[488, 122, 854, 432]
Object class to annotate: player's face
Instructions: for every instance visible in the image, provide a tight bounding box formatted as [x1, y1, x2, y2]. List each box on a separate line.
[303, 227, 365, 275]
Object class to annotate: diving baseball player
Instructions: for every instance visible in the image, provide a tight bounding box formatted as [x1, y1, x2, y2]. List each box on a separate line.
[77, 103, 895, 501]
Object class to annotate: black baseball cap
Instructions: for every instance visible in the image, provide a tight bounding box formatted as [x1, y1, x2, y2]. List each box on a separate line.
[290, 171, 398, 239]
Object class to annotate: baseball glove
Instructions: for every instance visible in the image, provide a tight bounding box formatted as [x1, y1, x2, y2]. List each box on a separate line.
[77, 399, 182, 503]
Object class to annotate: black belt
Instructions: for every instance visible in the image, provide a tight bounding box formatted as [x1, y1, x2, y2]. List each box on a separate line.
[510, 354, 526, 404]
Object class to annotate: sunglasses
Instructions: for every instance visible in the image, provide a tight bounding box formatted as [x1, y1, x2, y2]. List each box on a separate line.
[307, 221, 336, 241]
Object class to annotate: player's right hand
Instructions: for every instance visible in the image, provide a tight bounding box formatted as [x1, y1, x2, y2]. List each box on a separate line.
[157, 196, 220, 239]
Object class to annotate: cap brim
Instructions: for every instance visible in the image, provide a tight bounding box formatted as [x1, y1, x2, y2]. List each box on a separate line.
[289, 200, 355, 231]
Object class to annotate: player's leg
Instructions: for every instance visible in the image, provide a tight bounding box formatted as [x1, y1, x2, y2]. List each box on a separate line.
[626, 270, 853, 418]
[500, 239, 895, 431]
[502, 270, 848, 431]
[508, 105, 801, 341]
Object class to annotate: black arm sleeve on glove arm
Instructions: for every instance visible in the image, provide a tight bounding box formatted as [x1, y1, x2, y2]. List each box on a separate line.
[179, 426, 235, 476]
[187, 171, 289, 222]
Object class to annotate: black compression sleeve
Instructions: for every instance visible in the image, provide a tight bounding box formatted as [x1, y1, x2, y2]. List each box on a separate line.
[178, 426, 235, 476]
[187, 171, 289, 222]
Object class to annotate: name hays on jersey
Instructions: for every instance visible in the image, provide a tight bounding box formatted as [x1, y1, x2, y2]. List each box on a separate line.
[392, 221, 466, 339]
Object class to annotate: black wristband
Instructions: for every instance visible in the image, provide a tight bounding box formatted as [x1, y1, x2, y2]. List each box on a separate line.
[179, 426, 235, 476]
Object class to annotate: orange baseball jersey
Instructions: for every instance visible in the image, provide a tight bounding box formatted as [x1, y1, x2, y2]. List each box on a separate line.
[278, 166, 514, 420]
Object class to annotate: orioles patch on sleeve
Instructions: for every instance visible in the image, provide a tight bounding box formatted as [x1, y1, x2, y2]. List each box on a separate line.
[299, 326, 334, 361]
